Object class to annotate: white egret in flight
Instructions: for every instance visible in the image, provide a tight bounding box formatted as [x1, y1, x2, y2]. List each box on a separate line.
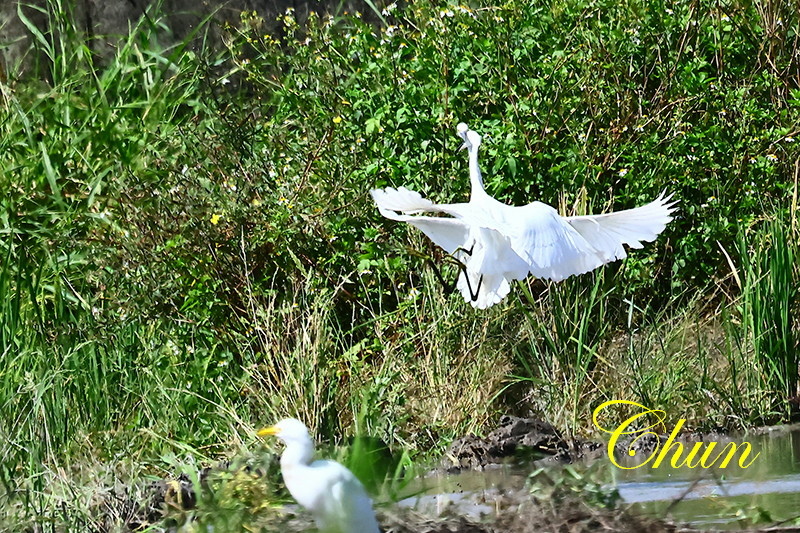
[371, 123, 677, 308]
[259, 419, 381, 533]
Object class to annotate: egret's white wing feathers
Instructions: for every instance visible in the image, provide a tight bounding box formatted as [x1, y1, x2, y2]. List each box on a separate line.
[501, 202, 607, 281]
[565, 192, 678, 262]
[371, 187, 472, 254]
[378, 212, 472, 257]
[370, 186, 436, 214]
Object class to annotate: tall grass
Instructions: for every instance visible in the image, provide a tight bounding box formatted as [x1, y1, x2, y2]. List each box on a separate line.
[1, 0, 800, 529]
[505, 229, 799, 434]
[509, 272, 611, 435]
[235, 257, 512, 453]
[0, 2, 242, 528]
[737, 214, 799, 418]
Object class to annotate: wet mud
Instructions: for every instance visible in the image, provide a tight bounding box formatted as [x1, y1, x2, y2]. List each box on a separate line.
[104, 416, 799, 532]
[442, 415, 735, 472]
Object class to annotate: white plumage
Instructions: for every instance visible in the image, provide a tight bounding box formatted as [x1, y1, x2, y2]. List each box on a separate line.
[259, 419, 381, 533]
[371, 123, 677, 309]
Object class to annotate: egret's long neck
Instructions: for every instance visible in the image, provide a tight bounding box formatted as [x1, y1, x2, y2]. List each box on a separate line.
[280, 439, 314, 469]
[468, 145, 488, 202]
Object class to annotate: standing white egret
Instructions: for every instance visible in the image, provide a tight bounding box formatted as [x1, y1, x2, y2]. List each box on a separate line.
[371, 123, 677, 308]
[259, 419, 381, 533]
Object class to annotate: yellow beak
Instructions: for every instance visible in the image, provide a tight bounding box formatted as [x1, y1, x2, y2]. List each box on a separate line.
[258, 426, 280, 437]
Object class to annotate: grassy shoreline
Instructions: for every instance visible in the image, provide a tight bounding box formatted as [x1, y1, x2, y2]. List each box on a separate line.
[1, 0, 799, 529]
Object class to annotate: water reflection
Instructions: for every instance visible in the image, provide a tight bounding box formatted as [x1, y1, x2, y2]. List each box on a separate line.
[400, 425, 800, 528]
[614, 424, 800, 528]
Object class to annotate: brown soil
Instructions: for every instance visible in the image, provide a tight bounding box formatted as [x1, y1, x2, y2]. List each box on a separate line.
[441, 415, 736, 472]
[442, 416, 604, 471]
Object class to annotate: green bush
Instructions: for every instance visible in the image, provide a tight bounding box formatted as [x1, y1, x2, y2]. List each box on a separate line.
[1, 0, 800, 528]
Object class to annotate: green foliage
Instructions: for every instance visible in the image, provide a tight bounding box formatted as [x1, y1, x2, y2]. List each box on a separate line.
[737, 213, 799, 417]
[1, 0, 800, 529]
[222, 0, 799, 299]
[182, 459, 287, 533]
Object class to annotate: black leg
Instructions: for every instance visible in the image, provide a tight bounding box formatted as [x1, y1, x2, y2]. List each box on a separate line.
[426, 257, 457, 295]
[452, 242, 476, 261]
[426, 256, 483, 302]
[450, 242, 482, 301]
[457, 263, 483, 302]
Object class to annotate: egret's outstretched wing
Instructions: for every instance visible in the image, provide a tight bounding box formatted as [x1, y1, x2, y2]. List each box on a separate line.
[370, 186, 436, 214]
[371, 187, 472, 254]
[565, 192, 678, 262]
[370, 186, 495, 223]
[375, 211, 471, 257]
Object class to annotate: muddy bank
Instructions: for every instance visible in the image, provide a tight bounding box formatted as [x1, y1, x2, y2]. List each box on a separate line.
[116, 470, 676, 533]
[100, 416, 797, 532]
[117, 466, 800, 533]
[443, 416, 603, 471]
[442, 415, 733, 472]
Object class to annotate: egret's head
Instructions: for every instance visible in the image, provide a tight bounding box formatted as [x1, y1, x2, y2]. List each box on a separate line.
[456, 123, 481, 151]
[258, 418, 311, 446]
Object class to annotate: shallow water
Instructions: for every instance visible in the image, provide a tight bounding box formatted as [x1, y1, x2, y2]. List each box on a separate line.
[397, 466, 527, 520]
[399, 425, 800, 528]
[615, 424, 800, 528]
